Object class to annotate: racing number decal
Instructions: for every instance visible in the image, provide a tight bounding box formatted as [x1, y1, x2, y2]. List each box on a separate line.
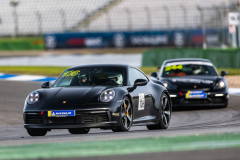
[165, 65, 182, 71]
[62, 70, 80, 77]
[138, 93, 145, 110]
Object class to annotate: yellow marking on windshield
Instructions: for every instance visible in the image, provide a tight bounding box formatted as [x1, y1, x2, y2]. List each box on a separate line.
[165, 65, 182, 71]
[62, 70, 80, 77]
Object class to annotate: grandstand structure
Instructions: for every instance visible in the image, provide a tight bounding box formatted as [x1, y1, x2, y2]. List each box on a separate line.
[0, 0, 234, 36]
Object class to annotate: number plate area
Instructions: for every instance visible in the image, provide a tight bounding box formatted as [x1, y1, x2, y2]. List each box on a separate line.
[186, 91, 207, 99]
[48, 110, 75, 117]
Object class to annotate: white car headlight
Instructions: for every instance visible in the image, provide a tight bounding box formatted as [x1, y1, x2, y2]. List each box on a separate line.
[163, 82, 168, 88]
[215, 80, 226, 89]
[162, 81, 176, 90]
[100, 89, 115, 102]
[27, 91, 40, 104]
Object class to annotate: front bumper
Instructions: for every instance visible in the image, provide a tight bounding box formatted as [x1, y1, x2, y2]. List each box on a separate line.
[24, 122, 117, 129]
[24, 104, 122, 129]
[169, 91, 228, 107]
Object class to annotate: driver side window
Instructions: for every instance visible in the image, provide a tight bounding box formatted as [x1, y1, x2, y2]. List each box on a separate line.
[129, 68, 141, 85]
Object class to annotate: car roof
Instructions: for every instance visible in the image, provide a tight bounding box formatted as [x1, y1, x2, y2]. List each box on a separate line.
[163, 58, 212, 65]
[68, 64, 132, 70]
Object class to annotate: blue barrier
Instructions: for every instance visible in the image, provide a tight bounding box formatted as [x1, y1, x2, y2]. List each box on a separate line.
[44, 29, 229, 49]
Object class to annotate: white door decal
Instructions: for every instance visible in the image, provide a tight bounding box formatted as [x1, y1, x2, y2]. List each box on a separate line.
[138, 93, 145, 110]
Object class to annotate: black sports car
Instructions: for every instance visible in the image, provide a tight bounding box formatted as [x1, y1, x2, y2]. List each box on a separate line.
[24, 64, 172, 136]
[150, 58, 228, 108]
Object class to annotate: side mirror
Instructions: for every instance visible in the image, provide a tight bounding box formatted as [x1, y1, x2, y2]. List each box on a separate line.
[150, 72, 158, 78]
[220, 71, 228, 77]
[41, 81, 50, 88]
[127, 79, 148, 92]
[134, 79, 148, 87]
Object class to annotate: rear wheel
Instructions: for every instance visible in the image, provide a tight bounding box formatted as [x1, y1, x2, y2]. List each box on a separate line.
[27, 129, 47, 136]
[147, 93, 171, 130]
[68, 128, 90, 134]
[112, 97, 133, 132]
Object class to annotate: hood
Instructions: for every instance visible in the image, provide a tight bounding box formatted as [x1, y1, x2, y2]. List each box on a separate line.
[163, 76, 220, 90]
[43, 86, 110, 107]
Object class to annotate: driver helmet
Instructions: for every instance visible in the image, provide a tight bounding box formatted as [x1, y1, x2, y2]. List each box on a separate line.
[192, 65, 202, 74]
[108, 74, 123, 84]
[78, 73, 88, 82]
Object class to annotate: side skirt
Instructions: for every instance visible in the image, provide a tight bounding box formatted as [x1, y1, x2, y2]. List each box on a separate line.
[133, 122, 156, 126]
[132, 115, 158, 126]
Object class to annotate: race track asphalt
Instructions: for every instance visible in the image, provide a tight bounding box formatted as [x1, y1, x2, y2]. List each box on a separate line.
[0, 80, 240, 160]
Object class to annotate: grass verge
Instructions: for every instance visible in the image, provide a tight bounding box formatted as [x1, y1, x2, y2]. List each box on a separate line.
[0, 66, 239, 77]
[0, 37, 44, 51]
[0, 132, 240, 159]
[0, 66, 68, 77]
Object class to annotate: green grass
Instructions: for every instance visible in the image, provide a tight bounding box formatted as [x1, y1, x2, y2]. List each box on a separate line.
[0, 66, 239, 77]
[0, 132, 240, 159]
[0, 37, 43, 42]
[0, 37, 44, 51]
[0, 66, 68, 77]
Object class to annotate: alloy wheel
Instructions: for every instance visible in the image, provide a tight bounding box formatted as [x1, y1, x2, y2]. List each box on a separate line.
[161, 95, 171, 127]
[121, 98, 132, 130]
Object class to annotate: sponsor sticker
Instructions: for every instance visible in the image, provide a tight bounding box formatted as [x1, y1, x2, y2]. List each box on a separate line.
[113, 33, 126, 48]
[186, 91, 207, 99]
[166, 61, 213, 66]
[130, 34, 168, 45]
[171, 78, 213, 84]
[45, 35, 57, 49]
[48, 110, 75, 117]
[138, 93, 145, 110]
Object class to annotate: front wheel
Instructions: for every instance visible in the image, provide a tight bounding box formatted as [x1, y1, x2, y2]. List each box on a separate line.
[112, 97, 133, 132]
[147, 93, 171, 130]
[68, 128, 90, 134]
[27, 129, 47, 136]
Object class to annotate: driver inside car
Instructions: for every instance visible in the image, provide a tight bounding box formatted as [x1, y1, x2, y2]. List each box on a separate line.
[191, 65, 202, 75]
[105, 77, 118, 85]
[78, 74, 91, 86]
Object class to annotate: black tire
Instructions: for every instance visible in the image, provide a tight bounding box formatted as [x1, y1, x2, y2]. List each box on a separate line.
[27, 129, 47, 136]
[68, 128, 90, 134]
[147, 92, 171, 130]
[112, 96, 133, 132]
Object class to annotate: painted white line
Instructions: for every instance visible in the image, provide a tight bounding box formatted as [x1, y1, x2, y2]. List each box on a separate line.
[229, 88, 240, 95]
[0, 54, 142, 67]
[6, 75, 47, 81]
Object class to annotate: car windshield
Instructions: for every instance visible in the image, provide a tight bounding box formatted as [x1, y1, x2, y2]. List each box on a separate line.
[162, 61, 218, 77]
[53, 67, 125, 87]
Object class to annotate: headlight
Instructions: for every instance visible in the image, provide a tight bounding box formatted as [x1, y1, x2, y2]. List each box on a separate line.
[215, 80, 226, 89]
[162, 81, 176, 90]
[100, 89, 115, 102]
[27, 91, 40, 104]
[163, 82, 168, 88]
